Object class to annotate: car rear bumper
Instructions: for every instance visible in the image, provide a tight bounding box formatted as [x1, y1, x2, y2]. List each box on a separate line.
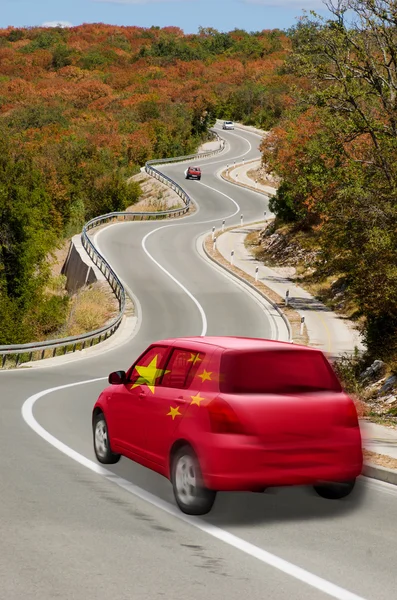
[198, 433, 363, 491]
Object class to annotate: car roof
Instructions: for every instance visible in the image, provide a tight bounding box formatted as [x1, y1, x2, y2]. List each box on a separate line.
[189, 166, 200, 169]
[151, 336, 319, 353]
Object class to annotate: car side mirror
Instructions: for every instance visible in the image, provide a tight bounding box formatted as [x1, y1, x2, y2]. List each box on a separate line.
[108, 370, 126, 385]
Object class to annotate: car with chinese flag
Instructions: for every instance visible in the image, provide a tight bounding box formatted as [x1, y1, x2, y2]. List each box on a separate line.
[92, 336, 363, 515]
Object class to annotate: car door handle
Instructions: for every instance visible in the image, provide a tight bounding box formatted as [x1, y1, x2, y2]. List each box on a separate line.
[139, 391, 146, 399]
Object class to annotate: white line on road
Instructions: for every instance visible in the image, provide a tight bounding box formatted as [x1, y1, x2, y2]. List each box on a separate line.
[142, 225, 208, 336]
[22, 378, 368, 600]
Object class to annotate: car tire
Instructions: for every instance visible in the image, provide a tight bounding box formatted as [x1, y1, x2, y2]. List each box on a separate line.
[93, 412, 121, 464]
[171, 445, 216, 515]
[313, 478, 356, 500]
[198, 177, 201, 181]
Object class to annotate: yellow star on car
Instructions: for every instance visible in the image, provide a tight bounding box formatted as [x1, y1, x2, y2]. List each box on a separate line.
[190, 393, 205, 406]
[167, 406, 182, 420]
[187, 353, 201, 365]
[198, 369, 212, 382]
[131, 355, 170, 394]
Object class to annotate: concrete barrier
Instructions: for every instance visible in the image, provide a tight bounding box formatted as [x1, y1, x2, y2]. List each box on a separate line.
[62, 234, 104, 294]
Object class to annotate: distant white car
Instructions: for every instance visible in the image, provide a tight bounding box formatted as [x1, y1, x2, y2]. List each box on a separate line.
[222, 121, 234, 130]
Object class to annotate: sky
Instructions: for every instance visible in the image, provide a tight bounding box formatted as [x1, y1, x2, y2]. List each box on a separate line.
[1, 0, 333, 34]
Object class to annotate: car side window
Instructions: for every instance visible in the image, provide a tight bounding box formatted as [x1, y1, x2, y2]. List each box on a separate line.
[161, 349, 205, 389]
[128, 345, 170, 389]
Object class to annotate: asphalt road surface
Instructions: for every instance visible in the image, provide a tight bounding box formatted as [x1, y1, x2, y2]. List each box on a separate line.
[1, 124, 396, 600]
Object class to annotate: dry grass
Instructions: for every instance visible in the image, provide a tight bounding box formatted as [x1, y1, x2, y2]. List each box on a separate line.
[127, 171, 196, 214]
[363, 449, 397, 470]
[221, 163, 272, 196]
[61, 282, 119, 337]
[246, 166, 279, 188]
[204, 231, 309, 346]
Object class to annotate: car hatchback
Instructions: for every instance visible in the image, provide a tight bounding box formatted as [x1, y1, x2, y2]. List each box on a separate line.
[92, 336, 363, 515]
[186, 166, 201, 180]
[223, 121, 234, 130]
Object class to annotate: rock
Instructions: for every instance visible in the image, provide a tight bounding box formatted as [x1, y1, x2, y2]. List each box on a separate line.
[380, 374, 397, 394]
[384, 395, 397, 406]
[360, 360, 386, 379]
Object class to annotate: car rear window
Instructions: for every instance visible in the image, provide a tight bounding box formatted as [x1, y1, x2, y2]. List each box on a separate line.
[219, 349, 342, 394]
[190, 167, 200, 171]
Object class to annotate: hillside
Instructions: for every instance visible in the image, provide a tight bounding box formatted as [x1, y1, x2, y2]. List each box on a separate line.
[257, 1, 397, 369]
[0, 24, 293, 345]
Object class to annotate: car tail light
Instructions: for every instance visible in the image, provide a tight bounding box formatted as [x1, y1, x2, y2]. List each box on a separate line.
[207, 397, 245, 434]
[346, 402, 359, 427]
[337, 401, 359, 428]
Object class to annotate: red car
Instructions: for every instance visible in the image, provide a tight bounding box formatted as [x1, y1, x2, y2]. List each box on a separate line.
[186, 166, 201, 180]
[92, 337, 363, 515]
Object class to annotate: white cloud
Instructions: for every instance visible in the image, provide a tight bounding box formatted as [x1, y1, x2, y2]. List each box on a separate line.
[42, 21, 73, 28]
[243, 0, 326, 7]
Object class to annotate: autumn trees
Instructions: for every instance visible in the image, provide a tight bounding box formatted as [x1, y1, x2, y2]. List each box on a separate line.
[0, 24, 290, 344]
[263, 1, 397, 360]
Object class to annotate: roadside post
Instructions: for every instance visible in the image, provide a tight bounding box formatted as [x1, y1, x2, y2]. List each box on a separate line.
[300, 316, 305, 336]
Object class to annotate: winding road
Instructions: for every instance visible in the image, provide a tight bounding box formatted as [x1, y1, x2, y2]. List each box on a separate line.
[1, 124, 396, 600]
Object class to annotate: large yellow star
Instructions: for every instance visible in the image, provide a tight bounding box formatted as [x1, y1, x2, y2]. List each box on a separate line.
[198, 369, 212, 382]
[167, 406, 182, 420]
[190, 393, 205, 406]
[131, 355, 170, 394]
[188, 353, 201, 365]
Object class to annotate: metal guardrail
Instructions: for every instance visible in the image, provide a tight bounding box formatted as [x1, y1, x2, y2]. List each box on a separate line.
[0, 129, 226, 369]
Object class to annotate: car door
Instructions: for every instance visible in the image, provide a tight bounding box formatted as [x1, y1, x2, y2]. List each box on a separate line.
[143, 347, 213, 466]
[109, 344, 171, 457]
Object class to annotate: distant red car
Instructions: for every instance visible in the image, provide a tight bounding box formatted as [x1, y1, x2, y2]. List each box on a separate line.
[92, 337, 363, 515]
[186, 166, 201, 180]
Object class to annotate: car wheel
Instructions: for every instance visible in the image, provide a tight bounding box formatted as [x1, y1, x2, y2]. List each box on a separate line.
[198, 177, 201, 180]
[171, 445, 216, 515]
[313, 478, 356, 500]
[93, 412, 121, 464]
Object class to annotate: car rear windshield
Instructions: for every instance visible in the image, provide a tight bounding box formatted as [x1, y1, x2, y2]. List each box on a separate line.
[190, 167, 200, 171]
[219, 349, 342, 394]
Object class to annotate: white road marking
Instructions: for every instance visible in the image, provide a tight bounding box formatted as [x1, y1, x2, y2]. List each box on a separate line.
[22, 378, 368, 600]
[141, 225, 208, 336]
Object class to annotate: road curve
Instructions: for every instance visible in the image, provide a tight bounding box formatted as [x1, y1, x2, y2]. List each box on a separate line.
[1, 125, 396, 600]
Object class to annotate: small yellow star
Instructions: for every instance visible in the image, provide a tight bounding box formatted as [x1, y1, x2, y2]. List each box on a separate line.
[190, 393, 205, 406]
[198, 370, 212, 382]
[167, 406, 182, 420]
[187, 353, 201, 365]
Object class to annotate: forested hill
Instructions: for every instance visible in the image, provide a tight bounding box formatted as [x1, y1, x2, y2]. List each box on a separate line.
[0, 25, 292, 345]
